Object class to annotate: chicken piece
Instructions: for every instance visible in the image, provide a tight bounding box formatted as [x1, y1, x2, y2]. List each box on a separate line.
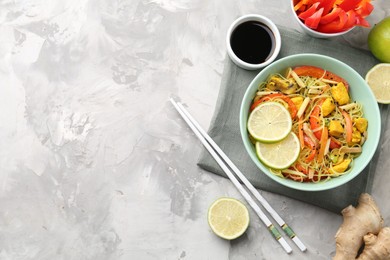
[291, 96, 304, 110]
[322, 97, 336, 117]
[266, 75, 297, 94]
[354, 118, 368, 133]
[329, 120, 344, 137]
[351, 127, 362, 144]
[331, 82, 350, 105]
[330, 159, 351, 174]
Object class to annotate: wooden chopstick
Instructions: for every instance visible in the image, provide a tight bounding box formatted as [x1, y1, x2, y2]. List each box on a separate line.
[170, 98, 294, 254]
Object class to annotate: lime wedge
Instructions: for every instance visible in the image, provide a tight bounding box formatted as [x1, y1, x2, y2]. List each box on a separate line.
[248, 102, 292, 143]
[207, 197, 249, 240]
[365, 63, 390, 104]
[256, 132, 300, 170]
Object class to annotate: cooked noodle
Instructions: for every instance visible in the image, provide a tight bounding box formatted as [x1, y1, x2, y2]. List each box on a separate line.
[249, 67, 367, 183]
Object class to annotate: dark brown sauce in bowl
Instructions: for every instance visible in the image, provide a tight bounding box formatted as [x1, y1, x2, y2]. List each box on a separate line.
[230, 21, 275, 65]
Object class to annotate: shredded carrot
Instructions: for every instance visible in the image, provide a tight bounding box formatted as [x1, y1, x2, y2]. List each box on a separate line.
[298, 119, 304, 149]
[318, 127, 328, 163]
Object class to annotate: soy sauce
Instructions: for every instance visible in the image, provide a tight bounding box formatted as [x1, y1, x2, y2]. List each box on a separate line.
[230, 21, 275, 64]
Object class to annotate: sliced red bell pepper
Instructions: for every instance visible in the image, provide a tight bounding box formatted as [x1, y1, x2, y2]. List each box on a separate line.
[303, 0, 316, 5]
[299, 2, 321, 20]
[338, 0, 361, 11]
[292, 65, 349, 90]
[250, 99, 263, 112]
[309, 99, 325, 140]
[298, 5, 307, 12]
[355, 0, 374, 17]
[305, 7, 324, 29]
[320, 7, 342, 24]
[344, 9, 356, 30]
[329, 136, 341, 149]
[304, 135, 317, 162]
[355, 15, 370, 27]
[318, 0, 337, 14]
[294, 0, 305, 11]
[317, 127, 329, 163]
[317, 9, 348, 33]
[294, 0, 374, 34]
[296, 164, 308, 174]
[250, 93, 298, 119]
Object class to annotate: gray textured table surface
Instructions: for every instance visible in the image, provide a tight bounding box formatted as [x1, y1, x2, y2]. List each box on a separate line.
[0, 1, 389, 259]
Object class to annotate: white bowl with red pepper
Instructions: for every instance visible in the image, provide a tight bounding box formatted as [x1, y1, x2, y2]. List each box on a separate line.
[290, 0, 374, 38]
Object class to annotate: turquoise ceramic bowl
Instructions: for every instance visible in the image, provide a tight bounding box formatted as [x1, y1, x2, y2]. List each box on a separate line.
[239, 53, 381, 191]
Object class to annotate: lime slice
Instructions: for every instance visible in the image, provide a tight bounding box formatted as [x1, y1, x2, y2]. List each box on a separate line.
[256, 132, 300, 170]
[207, 197, 249, 240]
[365, 63, 390, 104]
[247, 102, 292, 143]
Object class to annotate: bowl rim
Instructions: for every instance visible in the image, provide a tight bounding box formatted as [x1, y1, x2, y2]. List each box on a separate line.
[239, 53, 381, 191]
[289, 0, 354, 38]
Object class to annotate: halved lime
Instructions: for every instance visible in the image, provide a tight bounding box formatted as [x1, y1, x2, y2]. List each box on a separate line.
[207, 197, 249, 240]
[256, 132, 300, 170]
[365, 63, 390, 104]
[248, 102, 292, 143]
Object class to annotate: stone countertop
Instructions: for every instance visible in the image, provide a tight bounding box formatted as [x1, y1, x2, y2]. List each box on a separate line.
[1, 1, 389, 259]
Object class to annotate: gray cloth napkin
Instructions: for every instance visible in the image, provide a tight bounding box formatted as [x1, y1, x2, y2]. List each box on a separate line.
[197, 26, 381, 213]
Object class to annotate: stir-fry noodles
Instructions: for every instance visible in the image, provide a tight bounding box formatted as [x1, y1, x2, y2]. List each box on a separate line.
[249, 65, 368, 183]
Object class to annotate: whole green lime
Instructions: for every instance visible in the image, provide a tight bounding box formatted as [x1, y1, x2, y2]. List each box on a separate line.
[368, 17, 390, 63]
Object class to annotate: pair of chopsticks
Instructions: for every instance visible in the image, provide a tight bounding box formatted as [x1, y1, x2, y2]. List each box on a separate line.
[170, 98, 307, 254]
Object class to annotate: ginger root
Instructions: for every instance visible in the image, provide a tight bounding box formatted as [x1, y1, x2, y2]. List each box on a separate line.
[357, 227, 390, 260]
[334, 193, 384, 260]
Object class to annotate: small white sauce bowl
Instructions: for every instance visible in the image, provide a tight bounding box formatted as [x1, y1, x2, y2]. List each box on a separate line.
[226, 14, 282, 70]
